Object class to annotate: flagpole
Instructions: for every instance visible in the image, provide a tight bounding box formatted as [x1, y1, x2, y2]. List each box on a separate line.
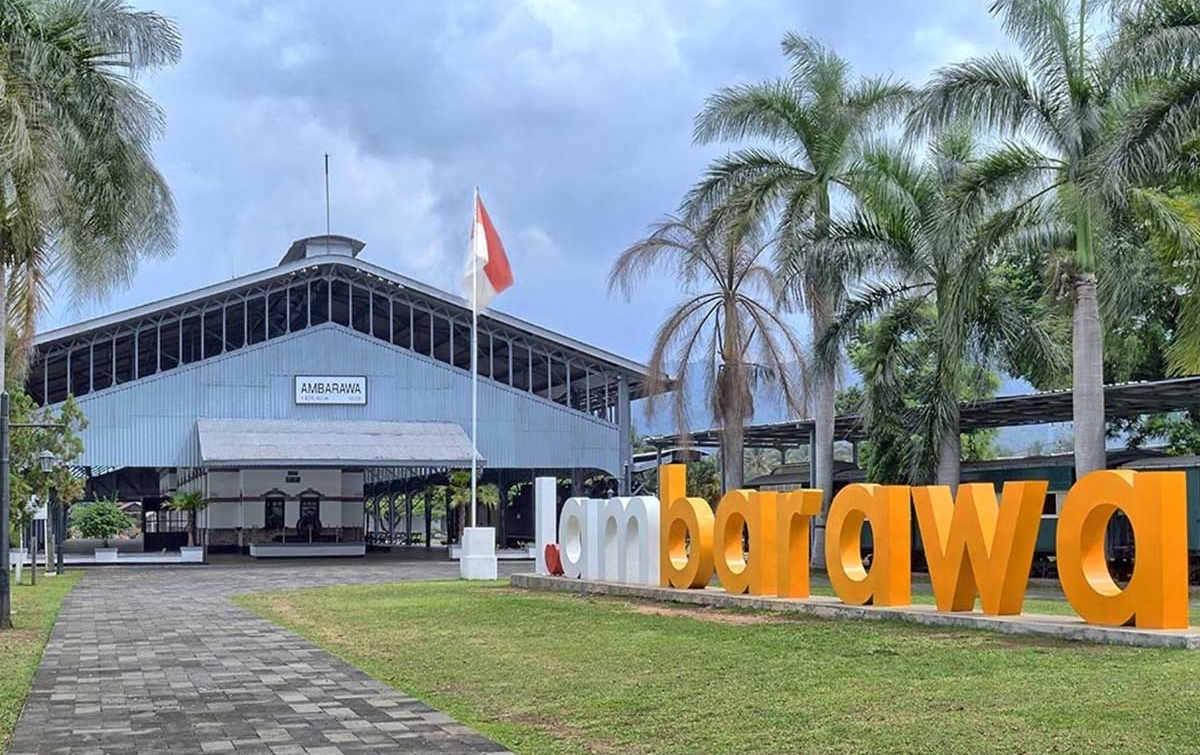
[470, 187, 479, 531]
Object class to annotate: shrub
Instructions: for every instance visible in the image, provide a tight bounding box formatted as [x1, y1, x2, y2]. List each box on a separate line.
[70, 501, 132, 547]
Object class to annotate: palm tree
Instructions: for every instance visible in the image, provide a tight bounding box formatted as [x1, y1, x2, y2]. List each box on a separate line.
[0, 0, 180, 382]
[820, 132, 1063, 484]
[167, 490, 205, 547]
[608, 216, 805, 491]
[908, 0, 1200, 479]
[688, 33, 910, 562]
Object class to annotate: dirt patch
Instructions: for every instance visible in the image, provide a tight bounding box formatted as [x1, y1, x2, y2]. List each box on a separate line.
[618, 600, 788, 625]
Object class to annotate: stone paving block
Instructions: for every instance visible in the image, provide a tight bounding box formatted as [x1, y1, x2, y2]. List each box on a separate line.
[9, 563, 523, 754]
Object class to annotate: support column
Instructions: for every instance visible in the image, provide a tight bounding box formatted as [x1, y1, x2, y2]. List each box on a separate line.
[497, 471, 507, 550]
[571, 468, 585, 497]
[617, 375, 632, 495]
[424, 486, 432, 548]
[405, 481, 413, 546]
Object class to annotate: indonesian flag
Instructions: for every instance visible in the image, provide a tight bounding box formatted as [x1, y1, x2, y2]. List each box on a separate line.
[463, 192, 514, 310]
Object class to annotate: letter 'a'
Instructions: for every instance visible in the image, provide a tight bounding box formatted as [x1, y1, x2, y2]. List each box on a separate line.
[825, 484, 911, 607]
[1057, 470, 1189, 629]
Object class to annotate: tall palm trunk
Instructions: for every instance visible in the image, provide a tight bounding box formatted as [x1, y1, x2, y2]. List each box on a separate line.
[1072, 272, 1106, 477]
[935, 422, 961, 487]
[722, 423, 745, 492]
[0, 262, 7, 389]
[809, 306, 836, 570]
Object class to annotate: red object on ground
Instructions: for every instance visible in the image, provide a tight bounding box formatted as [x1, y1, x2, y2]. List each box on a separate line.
[545, 543, 564, 576]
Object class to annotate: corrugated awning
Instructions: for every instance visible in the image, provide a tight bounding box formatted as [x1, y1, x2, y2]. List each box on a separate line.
[196, 418, 481, 468]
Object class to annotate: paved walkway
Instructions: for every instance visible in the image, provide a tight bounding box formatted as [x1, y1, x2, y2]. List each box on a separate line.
[9, 562, 523, 755]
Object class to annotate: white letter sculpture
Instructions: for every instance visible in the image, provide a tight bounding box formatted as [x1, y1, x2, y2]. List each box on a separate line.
[533, 477, 558, 575]
[559, 495, 661, 586]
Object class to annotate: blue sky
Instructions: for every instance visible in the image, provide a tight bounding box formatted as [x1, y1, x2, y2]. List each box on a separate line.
[45, 1, 1009, 360]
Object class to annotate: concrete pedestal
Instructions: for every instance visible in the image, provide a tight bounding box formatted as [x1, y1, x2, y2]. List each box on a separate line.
[460, 527, 498, 580]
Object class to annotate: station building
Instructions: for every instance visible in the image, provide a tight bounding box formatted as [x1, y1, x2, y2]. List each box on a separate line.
[27, 235, 652, 555]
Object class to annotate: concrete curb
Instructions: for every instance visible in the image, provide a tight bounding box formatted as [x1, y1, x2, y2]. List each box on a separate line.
[511, 573, 1200, 650]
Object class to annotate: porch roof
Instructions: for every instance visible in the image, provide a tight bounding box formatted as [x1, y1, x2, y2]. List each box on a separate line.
[196, 418, 481, 468]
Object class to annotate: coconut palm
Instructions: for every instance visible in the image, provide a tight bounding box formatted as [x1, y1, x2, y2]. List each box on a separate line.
[687, 33, 910, 561]
[0, 0, 180, 382]
[608, 216, 806, 491]
[908, 0, 1200, 478]
[820, 132, 1063, 484]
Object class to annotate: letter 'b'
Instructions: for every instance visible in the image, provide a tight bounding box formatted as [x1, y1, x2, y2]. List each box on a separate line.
[1057, 470, 1189, 629]
[659, 464, 714, 589]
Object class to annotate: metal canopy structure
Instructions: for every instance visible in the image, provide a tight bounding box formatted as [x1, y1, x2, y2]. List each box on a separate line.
[645, 375, 1200, 450]
[197, 418, 480, 468]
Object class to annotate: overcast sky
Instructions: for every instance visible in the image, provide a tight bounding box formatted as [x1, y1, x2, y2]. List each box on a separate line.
[43, 0, 1008, 367]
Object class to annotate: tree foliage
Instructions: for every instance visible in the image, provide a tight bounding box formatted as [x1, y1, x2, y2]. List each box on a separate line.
[70, 499, 131, 547]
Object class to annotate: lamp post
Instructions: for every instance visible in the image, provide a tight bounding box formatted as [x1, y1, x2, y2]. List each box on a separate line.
[37, 451, 56, 578]
[0, 407, 66, 630]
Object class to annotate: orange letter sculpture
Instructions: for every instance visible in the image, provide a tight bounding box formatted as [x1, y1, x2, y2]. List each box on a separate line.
[776, 489, 822, 598]
[825, 484, 911, 606]
[1057, 470, 1189, 629]
[658, 463, 715, 589]
[911, 481, 1047, 615]
[713, 490, 778, 595]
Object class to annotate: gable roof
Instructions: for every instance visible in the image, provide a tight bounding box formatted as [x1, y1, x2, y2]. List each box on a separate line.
[33, 241, 655, 386]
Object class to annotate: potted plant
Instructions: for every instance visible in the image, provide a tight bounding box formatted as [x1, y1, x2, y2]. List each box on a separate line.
[167, 491, 207, 563]
[70, 500, 132, 563]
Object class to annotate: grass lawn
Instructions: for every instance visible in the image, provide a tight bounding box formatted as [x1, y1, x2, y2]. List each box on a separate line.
[238, 580, 1200, 755]
[0, 570, 80, 754]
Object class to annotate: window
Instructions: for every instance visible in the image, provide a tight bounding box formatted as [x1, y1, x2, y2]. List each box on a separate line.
[299, 491, 320, 520]
[46, 353, 68, 404]
[264, 492, 285, 530]
[136, 328, 156, 379]
[203, 309, 223, 359]
[371, 292, 390, 341]
[224, 302, 245, 351]
[412, 309, 432, 355]
[392, 301, 412, 348]
[160, 320, 180, 370]
[69, 347, 90, 397]
[180, 316, 202, 364]
[310, 279, 329, 324]
[351, 286, 371, 334]
[247, 297, 266, 344]
[432, 316, 452, 364]
[288, 285, 307, 333]
[267, 290, 288, 339]
[452, 321, 471, 370]
[331, 280, 350, 326]
[115, 333, 135, 382]
[492, 339, 511, 384]
[26, 359, 44, 406]
[511, 343, 531, 391]
[93, 340, 114, 390]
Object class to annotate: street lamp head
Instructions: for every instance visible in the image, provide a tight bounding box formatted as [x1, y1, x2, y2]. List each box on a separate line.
[37, 449, 55, 474]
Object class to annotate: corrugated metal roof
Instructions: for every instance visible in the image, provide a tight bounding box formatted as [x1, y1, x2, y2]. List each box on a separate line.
[196, 418, 481, 468]
[32, 246, 654, 382]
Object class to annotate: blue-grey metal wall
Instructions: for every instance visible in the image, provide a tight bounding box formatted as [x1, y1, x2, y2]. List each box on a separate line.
[66, 323, 623, 473]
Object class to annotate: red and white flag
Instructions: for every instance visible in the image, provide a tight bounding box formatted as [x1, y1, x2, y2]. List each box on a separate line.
[463, 192, 514, 310]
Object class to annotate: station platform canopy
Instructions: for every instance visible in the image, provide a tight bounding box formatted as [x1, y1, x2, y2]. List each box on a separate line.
[645, 375, 1200, 450]
[197, 418, 481, 468]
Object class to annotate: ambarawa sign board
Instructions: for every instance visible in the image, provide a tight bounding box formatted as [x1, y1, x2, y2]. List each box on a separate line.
[294, 375, 367, 405]
[536, 464, 1191, 630]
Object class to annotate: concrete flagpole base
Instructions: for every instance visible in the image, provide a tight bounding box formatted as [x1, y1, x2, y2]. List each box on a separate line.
[460, 527, 498, 580]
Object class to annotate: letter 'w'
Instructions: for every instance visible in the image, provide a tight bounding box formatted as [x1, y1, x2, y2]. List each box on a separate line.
[911, 482, 1047, 616]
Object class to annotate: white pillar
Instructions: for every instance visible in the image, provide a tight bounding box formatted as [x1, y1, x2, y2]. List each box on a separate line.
[534, 477, 557, 575]
[460, 527, 498, 580]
